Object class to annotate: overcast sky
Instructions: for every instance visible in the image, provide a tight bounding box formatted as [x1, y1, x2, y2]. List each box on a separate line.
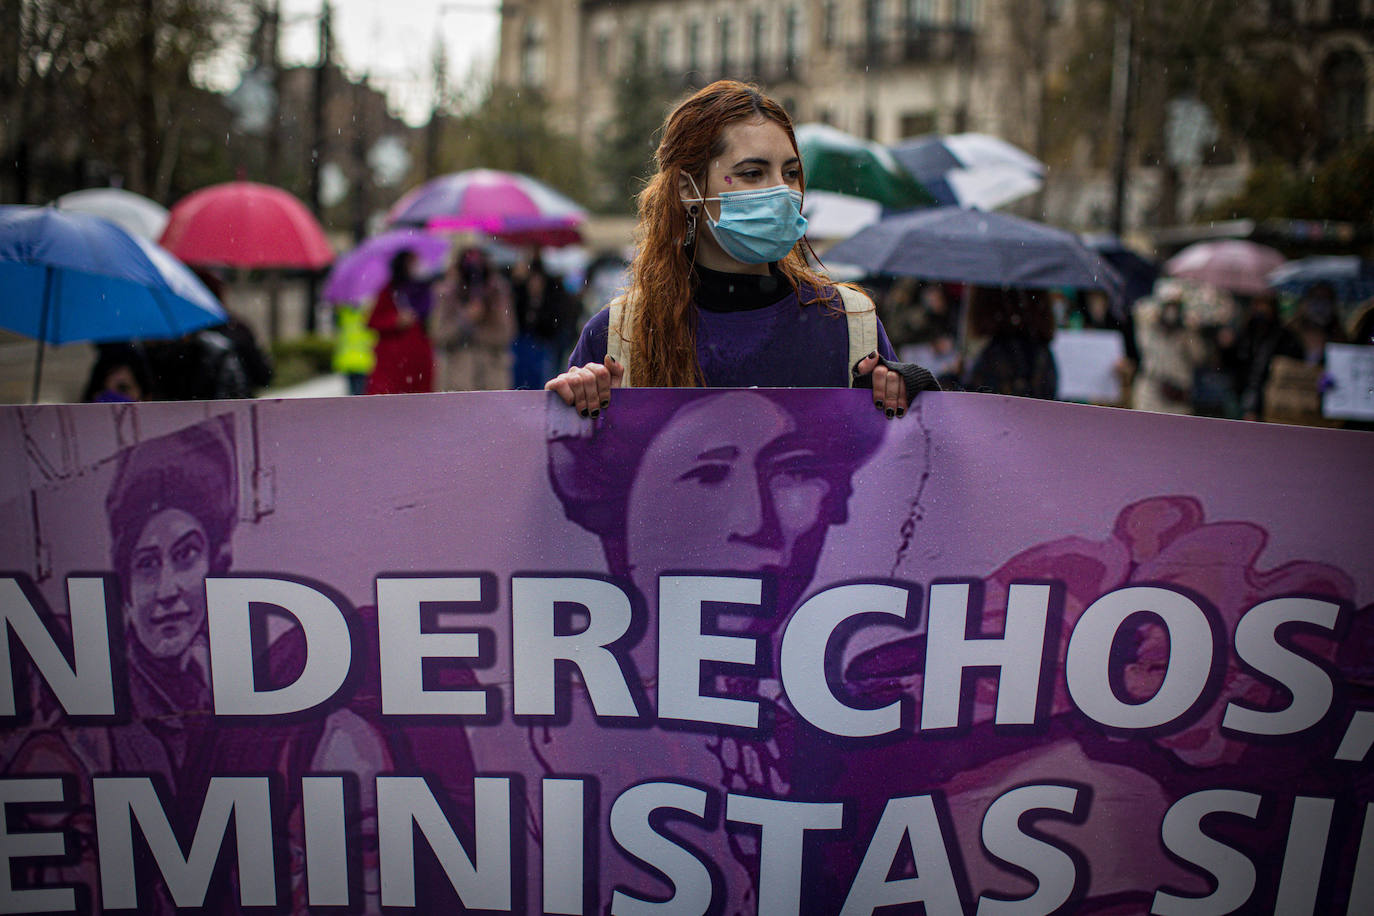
[212, 0, 503, 126]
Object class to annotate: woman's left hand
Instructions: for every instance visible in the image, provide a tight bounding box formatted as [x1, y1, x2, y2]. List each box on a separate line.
[854, 351, 908, 419]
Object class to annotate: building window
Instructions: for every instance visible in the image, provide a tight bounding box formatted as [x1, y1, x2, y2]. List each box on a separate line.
[1323, 50, 1368, 146]
[906, 0, 935, 25]
[866, 0, 884, 46]
[657, 24, 672, 73]
[687, 20, 701, 73]
[521, 18, 545, 87]
[823, 0, 838, 48]
[629, 30, 648, 72]
[751, 10, 766, 77]
[784, 7, 801, 74]
[1330, 0, 1360, 25]
[719, 16, 732, 75]
[954, 0, 979, 27]
[900, 111, 936, 138]
[594, 33, 611, 78]
[864, 109, 877, 140]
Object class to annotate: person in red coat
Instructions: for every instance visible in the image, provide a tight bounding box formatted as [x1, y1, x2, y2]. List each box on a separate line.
[365, 248, 435, 394]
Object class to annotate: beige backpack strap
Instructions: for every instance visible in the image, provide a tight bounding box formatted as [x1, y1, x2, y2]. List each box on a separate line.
[606, 293, 634, 388]
[836, 285, 879, 388]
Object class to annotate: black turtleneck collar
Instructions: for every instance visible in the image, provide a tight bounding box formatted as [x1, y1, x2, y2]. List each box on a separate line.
[693, 263, 794, 313]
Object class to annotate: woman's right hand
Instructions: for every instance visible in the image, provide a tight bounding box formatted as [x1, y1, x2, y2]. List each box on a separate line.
[544, 356, 624, 417]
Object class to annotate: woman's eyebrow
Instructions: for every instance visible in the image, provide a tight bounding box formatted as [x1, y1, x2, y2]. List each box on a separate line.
[730, 156, 802, 169]
[695, 445, 739, 462]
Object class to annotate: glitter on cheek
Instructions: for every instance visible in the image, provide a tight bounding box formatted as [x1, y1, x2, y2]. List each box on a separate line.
[724, 176, 732, 184]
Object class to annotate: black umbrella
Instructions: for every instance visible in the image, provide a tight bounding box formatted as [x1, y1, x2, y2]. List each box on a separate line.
[1081, 234, 1159, 308]
[826, 207, 1124, 302]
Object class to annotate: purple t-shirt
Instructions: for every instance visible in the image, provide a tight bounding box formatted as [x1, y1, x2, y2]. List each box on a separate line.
[567, 287, 896, 387]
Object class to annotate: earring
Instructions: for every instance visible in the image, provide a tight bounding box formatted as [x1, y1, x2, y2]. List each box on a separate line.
[683, 213, 697, 248]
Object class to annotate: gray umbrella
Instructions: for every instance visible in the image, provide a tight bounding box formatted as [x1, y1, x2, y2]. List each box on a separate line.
[826, 206, 1124, 302]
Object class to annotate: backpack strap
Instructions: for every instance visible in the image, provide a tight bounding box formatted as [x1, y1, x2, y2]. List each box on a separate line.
[606, 293, 634, 388]
[836, 285, 879, 388]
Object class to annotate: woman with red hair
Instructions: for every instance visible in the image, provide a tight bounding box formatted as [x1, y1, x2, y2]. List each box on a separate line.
[546, 80, 936, 416]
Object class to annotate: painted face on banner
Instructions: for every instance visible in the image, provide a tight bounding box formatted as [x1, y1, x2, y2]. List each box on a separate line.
[624, 392, 833, 617]
[127, 507, 211, 659]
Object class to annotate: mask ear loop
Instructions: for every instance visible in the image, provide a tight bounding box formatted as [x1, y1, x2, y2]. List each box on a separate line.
[682, 172, 703, 250]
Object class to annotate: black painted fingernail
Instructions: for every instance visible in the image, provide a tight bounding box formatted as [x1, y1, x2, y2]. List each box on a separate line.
[896, 408, 906, 418]
[590, 408, 600, 418]
[606, 354, 618, 364]
[600, 399, 609, 409]
[886, 408, 895, 418]
[580, 408, 590, 418]
[874, 400, 883, 409]
[868, 350, 878, 359]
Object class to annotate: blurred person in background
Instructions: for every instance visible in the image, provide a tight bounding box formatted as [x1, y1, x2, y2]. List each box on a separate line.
[1349, 298, 1374, 347]
[907, 282, 961, 385]
[1192, 319, 1240, 419]
[144, 329, 252, 400]
[432, 246, 516, 391]
[511, 251, 576, 389]
[1261, 281, 1347, 426]
[192, 268, 273, 395]
[331, 300, 377, 396]
[1077, 288, 1140, 374]
[139, 269, 265, 401]
[1232, 289, 1300, 421]
[1133, 292, 1204, 415]
[875, 275, 919, 350]
[82, 343, 151, 403]
[365, 248, 435, 395]
[963, 286, 1058, 399]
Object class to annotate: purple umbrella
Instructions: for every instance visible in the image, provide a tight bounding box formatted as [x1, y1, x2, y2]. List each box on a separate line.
[321, 228, 450, 305]
[385, 169, 587, 246]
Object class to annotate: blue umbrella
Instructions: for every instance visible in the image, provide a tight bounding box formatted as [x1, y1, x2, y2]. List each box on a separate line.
[0, 205, 226, 401]
[826, 206, 1124, 302]
[1266, 256, 1374, 305]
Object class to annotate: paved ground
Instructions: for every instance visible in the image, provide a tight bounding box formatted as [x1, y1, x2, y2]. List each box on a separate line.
[264, 373, 348, 399]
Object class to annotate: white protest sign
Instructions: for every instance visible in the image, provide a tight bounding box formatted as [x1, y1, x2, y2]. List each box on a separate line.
[1052, 328, 1126, 403]
[1322, 343, 1374, 420]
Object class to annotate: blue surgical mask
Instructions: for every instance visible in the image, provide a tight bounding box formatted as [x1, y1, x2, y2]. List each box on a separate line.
[684, 175, 808, 264]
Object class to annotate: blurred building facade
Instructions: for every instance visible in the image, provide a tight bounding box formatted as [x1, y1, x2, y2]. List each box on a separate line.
[496, 0, 1372, 234]
[497, 0, 1047, 152]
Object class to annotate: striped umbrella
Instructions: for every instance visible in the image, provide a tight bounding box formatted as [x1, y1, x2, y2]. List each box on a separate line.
[795, 123, 935, 210]
[386, 170, 588, 246]
[890, 133, 1046, 210]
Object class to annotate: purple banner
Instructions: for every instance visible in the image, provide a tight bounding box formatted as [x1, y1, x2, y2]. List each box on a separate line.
[0, 390, 1371, 915]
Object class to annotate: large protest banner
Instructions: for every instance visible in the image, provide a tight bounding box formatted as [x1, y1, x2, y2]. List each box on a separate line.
[0, 389, 1371, 915]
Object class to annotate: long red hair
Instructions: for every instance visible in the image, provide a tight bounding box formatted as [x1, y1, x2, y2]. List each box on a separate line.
[625, 80, 838, 387]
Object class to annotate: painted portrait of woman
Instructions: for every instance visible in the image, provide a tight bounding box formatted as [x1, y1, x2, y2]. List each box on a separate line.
[542, 388, 897, 912]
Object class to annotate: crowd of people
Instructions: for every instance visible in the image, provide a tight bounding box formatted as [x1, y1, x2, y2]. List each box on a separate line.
[867, 273, 1371, 428]
[344, 245, 583, 397]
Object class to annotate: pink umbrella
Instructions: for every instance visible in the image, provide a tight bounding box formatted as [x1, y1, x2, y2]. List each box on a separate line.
[160, 181, 334, 269]
[386, 169, 587, 247]
[1164, 239, 1287, 296]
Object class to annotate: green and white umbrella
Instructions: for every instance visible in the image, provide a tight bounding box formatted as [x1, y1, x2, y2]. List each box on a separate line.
[795, 123, 935, 211]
